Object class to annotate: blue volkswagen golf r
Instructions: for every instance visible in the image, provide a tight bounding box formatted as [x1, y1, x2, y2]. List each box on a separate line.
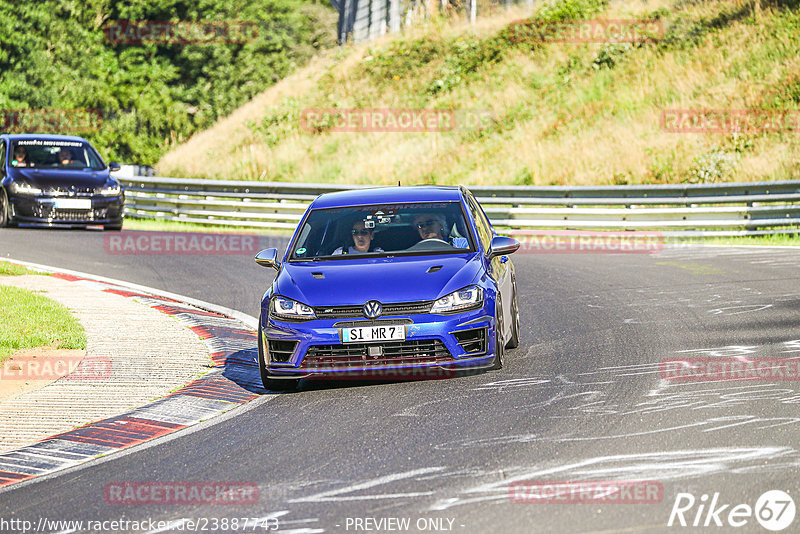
[254, 186, 520, 391]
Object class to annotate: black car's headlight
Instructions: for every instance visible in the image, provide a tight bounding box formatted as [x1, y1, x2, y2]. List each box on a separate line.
[98, 181, 122, 196]
[270, 296, 317, 320]
[431, 285, 483, 313]
[8, 181, 42, 195]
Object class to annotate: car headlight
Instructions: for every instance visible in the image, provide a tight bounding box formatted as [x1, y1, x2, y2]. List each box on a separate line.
[431, 285, 483, 313]
[8, 182, 42, 195]
[270, 296, 316, 320]
[98, 181, 121, 196]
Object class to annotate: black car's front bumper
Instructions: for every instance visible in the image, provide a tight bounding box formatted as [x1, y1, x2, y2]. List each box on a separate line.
[8, 194, 124, 227]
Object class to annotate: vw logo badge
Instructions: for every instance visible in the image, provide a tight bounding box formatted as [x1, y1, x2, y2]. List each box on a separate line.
[363, 300, 382, 319]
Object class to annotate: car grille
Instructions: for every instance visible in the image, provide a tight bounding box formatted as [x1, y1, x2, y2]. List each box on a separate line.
[51, 208, 98, 221]
[313, 301, 433, 319]
[301, 339, 451, 370]
[31, 205, 104, 221]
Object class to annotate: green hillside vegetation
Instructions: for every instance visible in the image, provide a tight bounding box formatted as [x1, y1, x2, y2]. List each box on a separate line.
[159, 0, 800, 186]
[0, 0, 336, 165]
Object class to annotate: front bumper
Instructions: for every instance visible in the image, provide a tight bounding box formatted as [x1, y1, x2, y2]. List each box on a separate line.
[9, 194, 124, 227]
[262, 303, 497, 379]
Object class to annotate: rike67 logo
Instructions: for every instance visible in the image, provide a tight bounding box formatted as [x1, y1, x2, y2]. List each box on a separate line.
[668, 490, 795, 531]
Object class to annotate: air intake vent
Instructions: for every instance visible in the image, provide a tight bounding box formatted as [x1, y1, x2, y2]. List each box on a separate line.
[453, 328, 487, 354]
[427, 265, 443, 273]
[268, 340, 297, 363]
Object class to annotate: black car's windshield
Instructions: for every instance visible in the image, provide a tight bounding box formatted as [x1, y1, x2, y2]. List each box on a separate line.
[290, 201, 475, 261]
[10, 139, 105, 170]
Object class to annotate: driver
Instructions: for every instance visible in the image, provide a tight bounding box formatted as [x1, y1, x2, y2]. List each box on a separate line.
[332, 220, 384, 255]
[413, 213, 447, 242]
[57, 147, 73, 166]
[12, 146, 28, 167]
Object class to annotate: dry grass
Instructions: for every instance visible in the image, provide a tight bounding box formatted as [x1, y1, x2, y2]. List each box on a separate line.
[158, 0, 800, 185]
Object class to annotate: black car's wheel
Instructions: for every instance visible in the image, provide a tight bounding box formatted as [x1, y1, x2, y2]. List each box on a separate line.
[0, 189, 10, 228]
[489, 297, 504, 370]
[506, 275, 520, 349]
[258, 321, 300, 392]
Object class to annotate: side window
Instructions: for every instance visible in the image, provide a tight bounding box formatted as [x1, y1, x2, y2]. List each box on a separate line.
[467, 194, 491, 251]
[0, 141, 5, 176]
[474, 197, 495, 239]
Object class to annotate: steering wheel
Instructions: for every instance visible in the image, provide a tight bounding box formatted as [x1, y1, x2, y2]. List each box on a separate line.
[406, 238, 453, 251]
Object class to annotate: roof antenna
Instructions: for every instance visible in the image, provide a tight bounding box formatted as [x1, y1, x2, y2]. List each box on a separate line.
[398, 179, 401, 187]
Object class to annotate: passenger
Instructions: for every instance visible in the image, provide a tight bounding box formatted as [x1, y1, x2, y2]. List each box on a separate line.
[12, 146, 28, 167]
[332, 220, 384, 255]
[413, 213, 448, 242]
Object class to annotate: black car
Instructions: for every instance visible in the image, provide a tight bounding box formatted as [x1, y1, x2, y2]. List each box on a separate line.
[0, 134, 124, 229]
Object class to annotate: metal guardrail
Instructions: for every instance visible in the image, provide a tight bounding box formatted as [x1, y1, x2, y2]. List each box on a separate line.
[119, 176, 800, 237]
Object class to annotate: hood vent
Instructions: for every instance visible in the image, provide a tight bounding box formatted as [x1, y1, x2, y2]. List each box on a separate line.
[426, 265, 443, 273]
[312, 272, 325, 279]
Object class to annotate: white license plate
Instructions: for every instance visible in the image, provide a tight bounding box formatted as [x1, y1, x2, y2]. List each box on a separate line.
[54, 198, 91, 209]
[341, 325, 406, 343]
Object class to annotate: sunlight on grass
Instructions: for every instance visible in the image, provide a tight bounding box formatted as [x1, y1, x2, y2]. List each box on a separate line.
[0, 286, 86, 364]
[0, 262, 48, 276]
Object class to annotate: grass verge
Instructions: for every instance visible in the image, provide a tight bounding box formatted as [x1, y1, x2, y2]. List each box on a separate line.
[0, 286, 87, 364]
[0, 262, 49, 276]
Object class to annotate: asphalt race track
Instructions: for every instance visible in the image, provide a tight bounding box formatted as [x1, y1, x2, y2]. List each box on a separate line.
[1, 228, 800, 533]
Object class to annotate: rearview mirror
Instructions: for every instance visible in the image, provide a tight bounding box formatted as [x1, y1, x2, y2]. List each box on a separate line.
[488, 236, 520, 258]
[255, 248, 280, 271]
[108, 162, 121, 172]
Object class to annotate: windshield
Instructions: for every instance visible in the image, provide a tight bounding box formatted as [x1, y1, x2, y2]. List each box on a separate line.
[290, 201, 475, 261]
[10, 139, 106, 170]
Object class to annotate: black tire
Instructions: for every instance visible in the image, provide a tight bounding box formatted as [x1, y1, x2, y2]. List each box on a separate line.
[104, 224, 123, 231]
[0, 189, 10, 228]
[258, 321, 299, 392]
[489, 297, 504, 370]
[506, 275, 520, 349]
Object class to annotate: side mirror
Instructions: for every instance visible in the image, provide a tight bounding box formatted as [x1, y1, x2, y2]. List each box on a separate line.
[255, 248, 280, 271]
[488, 236, 520, 258]
[108, 162, 121, 172]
